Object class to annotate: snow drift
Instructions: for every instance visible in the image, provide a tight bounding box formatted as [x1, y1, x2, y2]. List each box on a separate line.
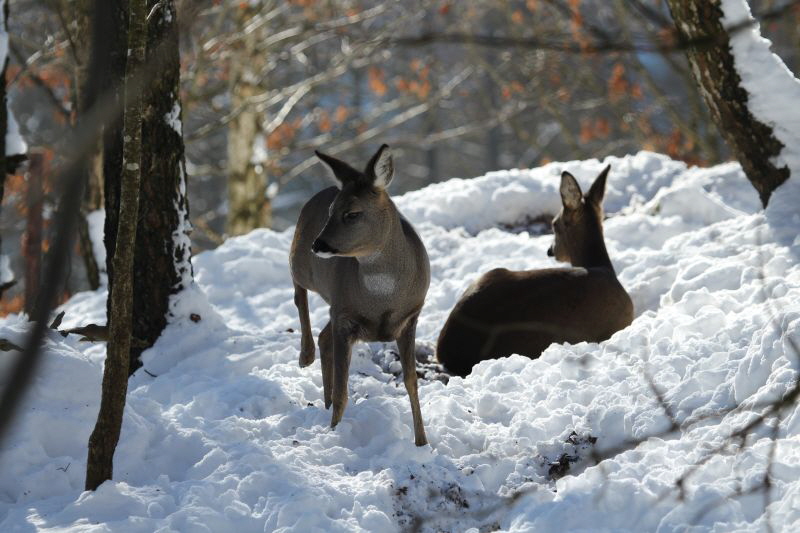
[0, 151, 798, 532]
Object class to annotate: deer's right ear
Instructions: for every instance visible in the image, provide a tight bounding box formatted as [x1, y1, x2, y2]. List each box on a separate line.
[315, 150, 358, 188]
[586, 164, 610, 207]
[560, 171, 583, 210]
[365, 144, 394, 189]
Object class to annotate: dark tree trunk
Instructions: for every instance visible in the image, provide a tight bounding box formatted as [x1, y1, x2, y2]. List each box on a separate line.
[1, 0, 8, 296]
[1, 0, 26, 299]
[75, 0, 103, 291]
[104, 0, 192, 375]
[24, 151, 44, 316]
[86, 0, 147, 490]
[666, 0, 789, 207]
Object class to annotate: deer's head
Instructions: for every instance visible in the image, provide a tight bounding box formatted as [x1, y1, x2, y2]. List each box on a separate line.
[311, 144, 396, 259]
[548, 164, 611, 267]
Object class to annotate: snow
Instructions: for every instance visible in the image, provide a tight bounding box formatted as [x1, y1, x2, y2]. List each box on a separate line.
[172, 162, 194, 293]
[721, 0, 800, 177]
[165, 101, 183, 135]
[1, 151, 799, 532]
[1, 0, 27, 157]
[0, 254, 11, 284]
[86, 209, 108, 286]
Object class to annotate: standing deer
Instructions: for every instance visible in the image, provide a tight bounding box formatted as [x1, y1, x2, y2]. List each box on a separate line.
[290, 145, 430, 446]
[436, 165, 633, 377]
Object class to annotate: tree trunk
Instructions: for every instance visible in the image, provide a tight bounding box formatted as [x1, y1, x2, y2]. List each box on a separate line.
[75, 0, 103, 291]
[104, 0, 193, 375]
[1, 0, 26, 298]
[1, 0, 9, 296]
[86, 0, 146, 491]
[226, 6, 270, 236]
[23, 151, 44, 316]
[666, 0, 789, 206]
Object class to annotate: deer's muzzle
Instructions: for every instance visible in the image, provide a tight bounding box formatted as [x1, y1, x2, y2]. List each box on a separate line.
[312, 238, 338, 258]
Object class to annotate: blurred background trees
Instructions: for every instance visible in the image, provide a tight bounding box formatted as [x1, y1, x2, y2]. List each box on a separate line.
[3, 0, 800, 309]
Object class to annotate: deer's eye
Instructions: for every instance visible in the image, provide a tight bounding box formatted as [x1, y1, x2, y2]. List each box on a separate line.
[343, 211, 362, 221]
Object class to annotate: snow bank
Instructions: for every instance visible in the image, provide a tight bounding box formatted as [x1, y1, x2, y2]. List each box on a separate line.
[0, 151, 798, 532]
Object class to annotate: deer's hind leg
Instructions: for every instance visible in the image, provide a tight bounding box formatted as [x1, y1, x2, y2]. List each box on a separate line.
[294, 283, 316, 367]
[397, 315, 428, 446]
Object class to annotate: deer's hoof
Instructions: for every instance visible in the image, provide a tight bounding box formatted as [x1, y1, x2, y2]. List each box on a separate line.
[415, 435, 428, 447]
[330, 404, 345, 428]
[298, 350, 315, 368]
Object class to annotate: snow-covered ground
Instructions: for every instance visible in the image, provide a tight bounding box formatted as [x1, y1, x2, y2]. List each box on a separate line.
[0, 151, 798, 532]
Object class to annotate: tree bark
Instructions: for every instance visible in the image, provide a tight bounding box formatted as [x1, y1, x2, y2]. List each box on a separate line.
[1, 0, 9, 295]
[23, 151, 44, 316]
[86, 0, 146, 491]
[666, 0, 789, 207]
[1, 0, 26, 298]
[104, 0, 193, 375]
[226, 6, 270, 236]
[75, 0, 103, 291]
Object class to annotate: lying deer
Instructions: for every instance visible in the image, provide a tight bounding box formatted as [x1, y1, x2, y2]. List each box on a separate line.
[436, 165, 633, 376]
[290, 145, 430, 446]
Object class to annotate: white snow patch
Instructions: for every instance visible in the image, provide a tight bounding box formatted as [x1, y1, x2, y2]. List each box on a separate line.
[86, 209, 108, 285]
[251, 133, 267, 165]
[1, 1, 27, 157]
[1, 152, 798, 532]
[0, 254, 12, 284]
[164, 101, 182, 135]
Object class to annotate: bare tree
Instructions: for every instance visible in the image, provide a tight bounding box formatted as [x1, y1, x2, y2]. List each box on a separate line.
[224, 3, 270, 235]
[1, 0, 27, 298]
[104, 0, 193, 374]
[73, 0, 104, 290]
[666, 0, 790, 206]
[86, 0, 146, 491]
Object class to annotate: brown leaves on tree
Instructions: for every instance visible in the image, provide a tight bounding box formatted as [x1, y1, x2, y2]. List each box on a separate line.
[368, 67, 387, 97]
[579, 117, 611, 143]
[267, 119, 301, 150]
[608, 63, 629, 102]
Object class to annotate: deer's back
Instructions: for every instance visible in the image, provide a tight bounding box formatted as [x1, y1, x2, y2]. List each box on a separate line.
[436, 266, 633, 376]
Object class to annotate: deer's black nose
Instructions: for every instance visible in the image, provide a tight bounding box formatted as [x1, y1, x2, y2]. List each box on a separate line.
[546, 244, 554, 257]
[312, 238, 338, 256]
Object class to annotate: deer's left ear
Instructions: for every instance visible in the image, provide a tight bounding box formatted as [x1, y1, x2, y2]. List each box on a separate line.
[365, 144, 394, 189]
[587, 164, 610, 206]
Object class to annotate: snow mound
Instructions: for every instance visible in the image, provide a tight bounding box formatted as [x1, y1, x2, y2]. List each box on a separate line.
[0, 152, 798, 532]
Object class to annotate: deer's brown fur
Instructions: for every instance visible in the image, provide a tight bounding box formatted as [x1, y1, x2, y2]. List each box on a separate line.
[290, 145, 430, 446]
[436, 165, 633, 376]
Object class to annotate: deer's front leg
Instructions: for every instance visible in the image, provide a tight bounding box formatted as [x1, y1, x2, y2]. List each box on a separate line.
[318, 322, 333, 409]
[397, 314, 428, 446]
[293, 283, 315, 367]
[330, 318, 356, 428]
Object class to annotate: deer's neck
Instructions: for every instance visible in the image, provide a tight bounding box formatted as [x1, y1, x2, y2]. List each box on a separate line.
[573, 225, 614, 272]
[355, 210, 408, 297]
[357, 208, 406, 272]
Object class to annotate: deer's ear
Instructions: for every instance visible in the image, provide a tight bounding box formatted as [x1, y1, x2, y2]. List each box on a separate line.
[587, 164, 610, 207]
[365, 144, 394, 189]
[315, 150, 359, 188]
[560, 171, 583, 210]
